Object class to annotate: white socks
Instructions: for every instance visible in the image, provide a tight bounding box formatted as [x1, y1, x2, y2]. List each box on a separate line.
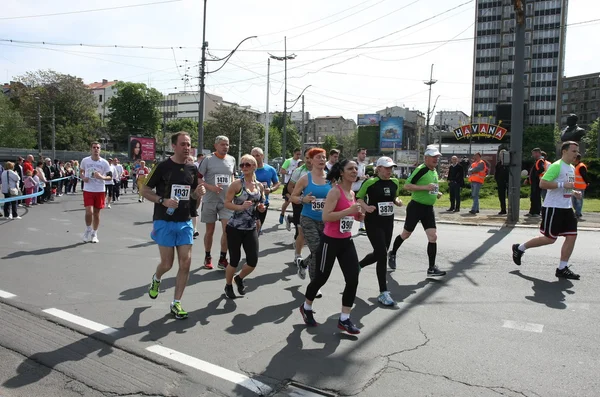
[518, 244, 526, 252]
[303, 302, 312, 311]
[340, 313, 350, 321]
[559, 261, 568, 270]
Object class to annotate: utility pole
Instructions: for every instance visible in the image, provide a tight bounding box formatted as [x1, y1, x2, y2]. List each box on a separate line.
[238, 126, 242, 165]
[264, 58, 270, 163]
[283, 36, 288, 160]
[197, 0, 208, 154]
[51, 105, 56, 161]
[162, 113, 167, 159]
[508, 0, 526, 224]
[424, 64, 437, 146]
[301, 95, 305, 146]
[36, 98, 42, 157]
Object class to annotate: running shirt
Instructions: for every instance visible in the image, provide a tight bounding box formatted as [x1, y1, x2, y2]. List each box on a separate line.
[356, 177, 401, 219]
[198, 153, 236, 203]
[105, 165, 116, 185]
[351, 161, 368, 192]
[290, 164, 309, 184]
[254, 164, 279, 205]
[227, 179, 263, 230]
[542, 160, 576, 209]
[301, 172, 331, 221]
[324, 185, 356, 239]
[146, 158, 198, 222]
[80, 156, 111, 193]
[137, 166, 149, 177]
[406, 164, 439, 206]
[281, 157, 300, 183]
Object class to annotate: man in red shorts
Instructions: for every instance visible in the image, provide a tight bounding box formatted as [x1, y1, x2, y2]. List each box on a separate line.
[79, 142, 112, 243]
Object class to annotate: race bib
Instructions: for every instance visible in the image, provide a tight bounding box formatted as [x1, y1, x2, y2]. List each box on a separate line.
[378, 201, 394, 216]
[564, 175, 575, 198]
[339, 216, 354, 234]
[311, 198, 325, 212]
[215, 174, 231, 185]
[86, 167, 97, 178]
[429, 183, 440, 195]
[171, 184, 191, 200]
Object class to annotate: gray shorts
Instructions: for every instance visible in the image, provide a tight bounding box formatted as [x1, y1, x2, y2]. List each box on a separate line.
[200, 201, 233, 223]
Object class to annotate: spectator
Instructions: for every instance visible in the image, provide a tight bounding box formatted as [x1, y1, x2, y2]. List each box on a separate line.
[495, 152, 509, 215]
[572, 154, 590, 219]
[32, 170, 40, 205]
[23, 170, 36, 207]
[446, 155, 464, 212]
[525, 148, 544, 217]
[43, 158, 53, 201]
[15, 157, 24, 206]
[36, 161, 49, 204]
[468, 152, 487, 215]
[1, 161, 21, 219]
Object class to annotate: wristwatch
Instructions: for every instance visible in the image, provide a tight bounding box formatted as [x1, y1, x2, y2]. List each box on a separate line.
[158, 198, 164, 205]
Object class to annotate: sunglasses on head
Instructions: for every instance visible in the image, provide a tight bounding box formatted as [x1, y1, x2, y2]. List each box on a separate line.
[240, 162, 253, 168]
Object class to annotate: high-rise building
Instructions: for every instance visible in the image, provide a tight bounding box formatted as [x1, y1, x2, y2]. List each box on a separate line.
[559, 73, 600, 129]
[472, 0, 568, 127]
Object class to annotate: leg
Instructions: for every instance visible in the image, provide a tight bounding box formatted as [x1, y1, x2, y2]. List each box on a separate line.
[238, 229, 259, 279]
[425, 228, 438, 268]
[448, 182, 456, 210]
[456, 186, 461, 210]
[174, 245, 192, 300]
[11, 200, 18, 217]
[92, 207, 101, 230]
[300, 217, 324, 281]
[220, 218, 229, 254]
[305, 237, 338, 303]
[560, 235, 576, 262]
[295, 227, 305, 256]
[85, 207, 93, 227]
[204, 222, 215, 254]
[225, 226, 243, 285]
[338, 240, 360, 310]
[155, 245, 175, 280]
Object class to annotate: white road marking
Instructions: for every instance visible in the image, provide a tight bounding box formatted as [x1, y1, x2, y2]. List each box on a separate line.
[502, 320, 543, 333]
[146, 345, 273, 395]
[0, 289, 16, 299]
[27, 227, 40, 232]
[42, 308, 118, 335]
[13, 241, 30, 246]
[566, 303, 590, 311]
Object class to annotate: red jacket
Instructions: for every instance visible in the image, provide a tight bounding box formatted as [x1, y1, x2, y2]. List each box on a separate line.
[23, 161, 34, 175]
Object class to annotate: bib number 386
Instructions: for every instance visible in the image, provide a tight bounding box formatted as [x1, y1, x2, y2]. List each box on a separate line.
[340, 216, 354, 233]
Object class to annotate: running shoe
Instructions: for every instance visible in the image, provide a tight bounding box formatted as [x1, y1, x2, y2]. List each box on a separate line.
[148, 275, 160, 299]
[338, 318, 360, 335]
[556, 266, 580, 280]
[90, 233, 99, 243]
[377, 291, 396, 306]
[14, 216, 22, 220]
[204, 256, 213, 270]
[193, 231, 199, 239]
[299, 304, 317, 326]
[224, 284, 237, 299]
[388, 252, 396, 270]
[298, 264, 307, 280]
[294, 256, 303, 268]
[427, 266, 446, 277]
[316, 289, 323, 299]
[285, 215, 291, 231]
[170, 302, 188, 320]
[512, 244, 523, 266]
[107, 204, 111, 209]
[234, 275, 246, 295]
[138, 198, 142, 203]
[279, 214, 284, 224]
[82, 228, 92, 243]
[217, 257, 228, 270]
[358, 227, 366, 233]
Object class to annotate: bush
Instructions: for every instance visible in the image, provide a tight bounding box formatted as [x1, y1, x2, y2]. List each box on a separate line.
[397, 178, 530, 199]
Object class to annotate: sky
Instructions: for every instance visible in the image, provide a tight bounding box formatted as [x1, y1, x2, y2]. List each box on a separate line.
[1, 0, 598, 121]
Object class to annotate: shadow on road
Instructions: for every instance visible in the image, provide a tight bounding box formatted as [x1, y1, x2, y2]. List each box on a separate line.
[1, 242, 86, 259]
[509, 270, 574, 309]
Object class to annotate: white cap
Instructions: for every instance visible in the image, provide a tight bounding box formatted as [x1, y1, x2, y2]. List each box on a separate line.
[424, 145, 441, 157]
[376, 156, 397, 167]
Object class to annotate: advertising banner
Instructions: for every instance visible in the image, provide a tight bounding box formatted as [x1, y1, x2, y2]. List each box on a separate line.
[379, 117, 403, 153]
[357, 114, 381, 126]
[129, 136, 156, 161]
[452, 123, 508, 141]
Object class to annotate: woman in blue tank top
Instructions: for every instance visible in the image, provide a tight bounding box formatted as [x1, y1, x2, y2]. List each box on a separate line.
[291, 148, 331, 286]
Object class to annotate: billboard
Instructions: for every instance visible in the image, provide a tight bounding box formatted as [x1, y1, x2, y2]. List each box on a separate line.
[379, 117, 403, 153]
[129, 136, 156, 161]
[452, 123, 508, 141]
[357, 114, 381, 126]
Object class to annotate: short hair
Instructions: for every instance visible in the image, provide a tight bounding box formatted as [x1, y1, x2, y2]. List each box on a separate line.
[532, 147, 541, 153]
[293, 148, 301, 153]
[308, 148, 326, 159]
[215, 135, 229, 145]
[561, 140, 579, 153]
[303, 147, 310, 155]
[251, 147, 264, 156]
[197, 153, 204, 158]
[171, 131, 190, 145]
[540, 151, 547, 157]
[90, 141, 101, 147]
[329, 149, 340, 156]
[474, 152, 481, 157]
[357, 148, 366, 153]
[4, 161, 14, 170]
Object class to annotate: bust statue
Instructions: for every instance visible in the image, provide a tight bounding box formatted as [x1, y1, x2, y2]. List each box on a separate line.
[561, 114, 586, 142]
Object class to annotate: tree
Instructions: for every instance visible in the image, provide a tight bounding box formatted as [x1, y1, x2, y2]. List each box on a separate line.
[270, 112, 301, 158]
[165, 118, 198, 145]
[255, 126, 281, 161]
[204, 105, 263, 160]
[340, 131, 358, 160]
[107, 82, 162, 147]
[581, 118, 599, 158]
[522, 125, 555, 163]
[322, 135, 338, 154]
[0, 95, 36, 148]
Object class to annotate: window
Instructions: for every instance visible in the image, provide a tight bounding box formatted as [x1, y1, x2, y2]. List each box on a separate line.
[99, 95, 103, 103]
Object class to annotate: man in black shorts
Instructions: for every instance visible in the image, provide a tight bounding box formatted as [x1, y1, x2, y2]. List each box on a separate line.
[388, 146, 446, 277]
[512, 141, 582, 280]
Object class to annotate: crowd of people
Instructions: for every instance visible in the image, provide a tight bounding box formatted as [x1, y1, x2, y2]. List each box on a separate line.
[1, 135, 587, 335]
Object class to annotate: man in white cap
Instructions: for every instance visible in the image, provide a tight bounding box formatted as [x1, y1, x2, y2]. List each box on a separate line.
[388, 145, 446, 277]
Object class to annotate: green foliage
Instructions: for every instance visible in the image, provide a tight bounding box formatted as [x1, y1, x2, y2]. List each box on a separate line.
[107, 82, 162, 146]
[0, 95, 36, 148]
[580, 156, 600, 198]
[357, 125, 379, 153]
[339, 131, 358, 160]
[270, 112, 300, 157]
[204, 105, 263, 160]
[522, 125, 556, 162]
[165, 118, 198, 145]
[256, 126, 281, 161]
[321, 135, 338, 154]
[395, 178, 531, 200]
[582, 118, 599, 157]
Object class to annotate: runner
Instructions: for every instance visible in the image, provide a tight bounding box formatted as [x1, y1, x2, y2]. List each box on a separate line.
[291, 148, 331, 297]
[299, 159, 364, 334]
[352, 148, 369, 232]
[136, 161, 150, 202]
[143, 132, 206, 320]
[192, 153, 205, 238]
[511, 141, 582, 280]
[223, 154, 266, 299]
[80, 142, 112, 243]
[251, 147, 280, 235]
[287, 149, 311, 267]
[279, 148, 301, 224]
[325, 149, 339, 174]
[356, 156, 403, 306]
[105, 158, 116, 209]
[184, 156, 201, 238]
[388, 146, 447, 277]
[198, 135, 236, 270]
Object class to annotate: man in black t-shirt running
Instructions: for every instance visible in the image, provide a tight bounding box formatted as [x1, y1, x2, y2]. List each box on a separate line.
[141, 132, 206, 320]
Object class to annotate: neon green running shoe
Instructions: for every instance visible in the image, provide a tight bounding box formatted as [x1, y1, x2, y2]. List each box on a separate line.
[170, 301, 188, 320]
[148, 276, 160, 299]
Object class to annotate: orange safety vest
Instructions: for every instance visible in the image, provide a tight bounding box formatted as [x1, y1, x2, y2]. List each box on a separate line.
[574, 162, 588, 190]
[538, 159, 551, 178]
[468, 160, 486, 184]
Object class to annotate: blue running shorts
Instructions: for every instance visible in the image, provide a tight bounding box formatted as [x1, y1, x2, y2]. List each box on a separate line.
[151, 220, 194, 247]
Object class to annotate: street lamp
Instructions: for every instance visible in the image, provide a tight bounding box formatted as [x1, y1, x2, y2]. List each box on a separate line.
[424, 64, 438, 146]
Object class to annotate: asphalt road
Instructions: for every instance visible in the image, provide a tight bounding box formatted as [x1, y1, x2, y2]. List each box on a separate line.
[0, 192, 598, 397]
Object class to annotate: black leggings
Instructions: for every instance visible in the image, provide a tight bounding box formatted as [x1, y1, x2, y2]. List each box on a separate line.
[306, 235, 360, 307]
[256, 203, 269, 229]
[226, 225, 259, 268]
[360, 217, 394, 292]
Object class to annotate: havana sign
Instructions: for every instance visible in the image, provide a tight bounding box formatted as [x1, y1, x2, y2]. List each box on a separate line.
[452, 123, 508, 141]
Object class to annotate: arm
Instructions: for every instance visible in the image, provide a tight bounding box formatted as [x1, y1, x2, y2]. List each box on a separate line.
[580, 166, 591, 185]
[322, 188, 360, 222]
[269, 170, 281, 193]
[540, 179, 574, 190]
[290, 175, 309, 205]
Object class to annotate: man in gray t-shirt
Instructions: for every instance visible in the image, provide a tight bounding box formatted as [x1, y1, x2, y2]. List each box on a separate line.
[198, 135, 236, 270]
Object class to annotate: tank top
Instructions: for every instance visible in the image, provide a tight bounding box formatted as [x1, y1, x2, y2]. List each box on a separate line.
[227, 179, 263, 230]
[324, 185, 356, 239]
[301, 172, 331, 221]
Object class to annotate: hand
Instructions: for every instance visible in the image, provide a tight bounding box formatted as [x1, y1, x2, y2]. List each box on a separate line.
[437, 192, 443, 199]
[355, 212, 365, 222]
[572, 190, 582, 199]
[257, 203, 266, 213]
[212, 184, 223, 194]
[365, 205, 377, 213]
[265, 187, 271, 195]
[346, 203, 362, 215]
[83, 177, 90, 183]
[564, 182, 574, 190]
[163, 198, 179, 209]
[93, 171, 103, 179]
[241, 200, 253, 210]
[195, 184, 206, 197]
[394, 199, 403, 207]
[303, 192, 316, 203]
[427, 183, 437, 192]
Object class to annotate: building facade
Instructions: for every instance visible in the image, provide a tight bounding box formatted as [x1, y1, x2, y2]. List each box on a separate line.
[434, 110, 470, 131]
[159, 92, 224, 122]
[88, 79, 118, 125]
[472, 0, 568, 126]
[560, 72, 600, 129]
[306, 116, 357, 143]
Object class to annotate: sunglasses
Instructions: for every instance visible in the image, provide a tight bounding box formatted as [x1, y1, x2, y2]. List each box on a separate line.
[240, 163, 253, 168]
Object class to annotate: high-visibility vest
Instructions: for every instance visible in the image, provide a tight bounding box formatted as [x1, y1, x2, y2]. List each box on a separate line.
[468, 160, 486, 184]
[539, 159, 551, 178]
[574, 162, 588, 190]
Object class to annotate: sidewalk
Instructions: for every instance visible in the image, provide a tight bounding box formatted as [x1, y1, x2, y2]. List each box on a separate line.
[267, 196, 600, 231]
